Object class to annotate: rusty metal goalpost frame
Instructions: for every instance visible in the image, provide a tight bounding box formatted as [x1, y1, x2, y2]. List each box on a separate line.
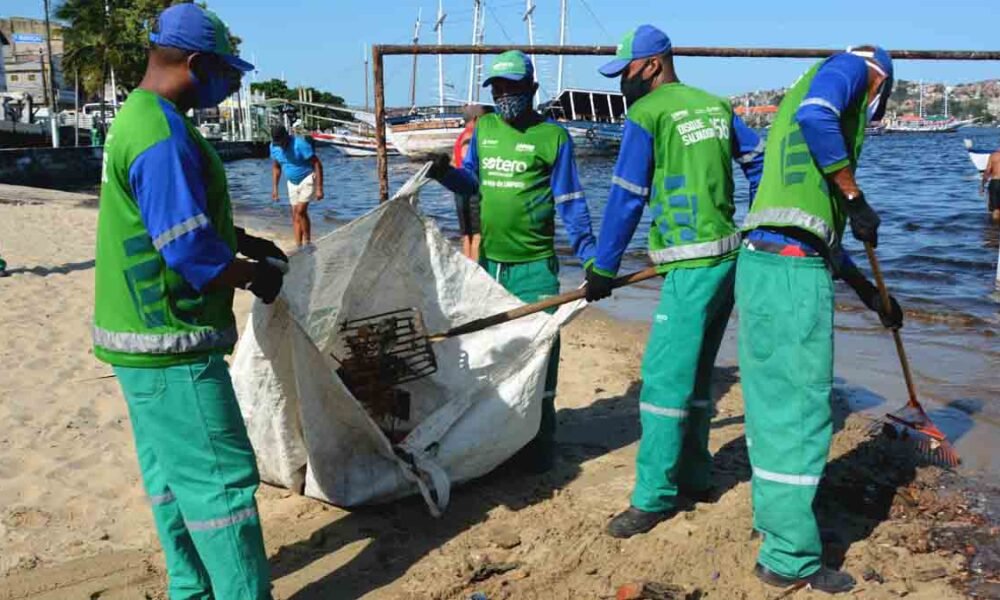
[372, 43, 1000, 201]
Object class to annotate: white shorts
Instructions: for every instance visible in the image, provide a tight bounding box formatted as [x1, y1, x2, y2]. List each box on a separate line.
[287, 173, 315, 206]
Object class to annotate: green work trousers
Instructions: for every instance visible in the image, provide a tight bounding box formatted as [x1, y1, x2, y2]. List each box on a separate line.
[481, 256, 560, 467]
[735, 247, 834, 579]
[631, 258, 735, 512]
[114, 354, 272, 600]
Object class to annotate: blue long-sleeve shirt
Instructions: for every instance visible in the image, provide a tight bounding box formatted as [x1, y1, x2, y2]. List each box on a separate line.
[440, 121, 597, 263]
[592, 112, 764, 275]
[129, 98, 234, 291]
[796, 52, 870, 173]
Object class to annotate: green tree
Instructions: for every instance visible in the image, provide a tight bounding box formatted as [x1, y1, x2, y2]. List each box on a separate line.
[56, 0, 243, 100]
[250, 78, 292, 100]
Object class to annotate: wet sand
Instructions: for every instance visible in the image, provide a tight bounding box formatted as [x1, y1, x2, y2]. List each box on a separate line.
[0, 184, 996, 599]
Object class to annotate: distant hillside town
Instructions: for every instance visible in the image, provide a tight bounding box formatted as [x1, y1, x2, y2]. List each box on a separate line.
[731, 79, 1000, 127]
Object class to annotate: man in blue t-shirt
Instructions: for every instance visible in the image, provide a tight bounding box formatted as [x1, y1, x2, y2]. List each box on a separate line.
[270, 125, 324, 247]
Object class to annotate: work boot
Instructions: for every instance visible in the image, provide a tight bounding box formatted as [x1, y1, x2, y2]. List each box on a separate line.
[606, 506, 675, 539]
[754, 563, 856, 594]
[679, 486, 717, 504]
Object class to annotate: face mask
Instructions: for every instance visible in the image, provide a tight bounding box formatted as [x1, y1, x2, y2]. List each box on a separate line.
[620, 63, 659, 106]
[867, 76, 893, 123]
[190, 64, 234, 109]
[494, 93, 532, 122]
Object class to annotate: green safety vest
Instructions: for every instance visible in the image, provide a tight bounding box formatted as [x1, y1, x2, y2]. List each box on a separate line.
[92, 89, 238, 368]
[474, 113, 574, 263]
[626, 83, 742, 270]
[743, 60, 868, 252]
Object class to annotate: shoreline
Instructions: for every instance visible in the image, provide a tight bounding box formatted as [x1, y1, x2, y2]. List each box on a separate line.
[0, 184, 996, 598]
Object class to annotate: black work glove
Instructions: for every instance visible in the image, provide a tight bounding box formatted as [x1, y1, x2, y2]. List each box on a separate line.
[428, 153, 452, 181]
[844, 191, 881, 248]
[584, 265, 615, 303]
[247, 260, 284, 304]
[235, 227, 288, 264]
[857, 279, 904, 329]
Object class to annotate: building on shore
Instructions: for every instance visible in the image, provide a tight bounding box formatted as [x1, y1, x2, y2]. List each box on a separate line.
[734, 104, 778, 129]
[0, 17, 74, 107]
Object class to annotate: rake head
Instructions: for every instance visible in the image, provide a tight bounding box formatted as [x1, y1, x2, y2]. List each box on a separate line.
[335, 308, 437, 435]
[880, 405, 961, 468]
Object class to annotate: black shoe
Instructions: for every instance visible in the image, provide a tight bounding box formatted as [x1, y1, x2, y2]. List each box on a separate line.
[754, 563, 856, 594]
[606, 507, 676, 539]
[679, 486, 717, 504]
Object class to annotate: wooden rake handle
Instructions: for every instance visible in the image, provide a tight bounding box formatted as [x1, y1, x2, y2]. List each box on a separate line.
[864, 242, 920, 406]
[428, 266, 662, 342]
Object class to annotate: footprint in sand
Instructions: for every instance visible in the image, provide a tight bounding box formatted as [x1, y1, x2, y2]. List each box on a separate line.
[3, 507, 52, 529]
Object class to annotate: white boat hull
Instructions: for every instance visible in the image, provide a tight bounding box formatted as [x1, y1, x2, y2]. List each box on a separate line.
[389, 127, 463, 159]
[965, 138, 992, 173]
[311, 132, 398, 158]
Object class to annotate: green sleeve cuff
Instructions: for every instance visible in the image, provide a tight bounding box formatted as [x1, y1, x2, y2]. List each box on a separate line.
[583, 258, 616, 278]
[821, 158, 851, 175]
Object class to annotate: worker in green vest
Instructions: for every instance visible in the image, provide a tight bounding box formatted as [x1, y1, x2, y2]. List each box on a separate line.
[584, 25, 765, 539]
[738, 46, 903, 593]
[93, 5, 286, 598]
[428, 50, 598, 473]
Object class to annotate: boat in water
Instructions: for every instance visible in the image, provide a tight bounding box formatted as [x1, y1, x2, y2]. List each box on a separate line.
[541, 89, 624, 156]
[311, 128, 400, 157]
[884, 81, 976, 133]
[884, 114, 976, 133]
[386, 106, 466, 160]
[964, 138, 995, 173]
[865, 122, 886, 136]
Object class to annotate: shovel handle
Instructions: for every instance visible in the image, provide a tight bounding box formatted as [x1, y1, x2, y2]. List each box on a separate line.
[429, 266, 661, 342]
[864, 242, 920, 407]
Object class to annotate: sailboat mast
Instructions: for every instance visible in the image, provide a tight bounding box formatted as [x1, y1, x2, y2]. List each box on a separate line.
[363, 46, 370, 112]
[523, 0, 539, 105]
[467, 0, 481, 103]
[410, 9, 422, 109]
[435, 0, 447, 112]
[919, 80, 924, 119]
[557, 0, 567, 93]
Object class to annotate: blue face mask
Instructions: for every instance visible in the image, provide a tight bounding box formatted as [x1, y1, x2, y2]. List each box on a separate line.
[190, 69, 233, 109]
[494, 93, 532, 122]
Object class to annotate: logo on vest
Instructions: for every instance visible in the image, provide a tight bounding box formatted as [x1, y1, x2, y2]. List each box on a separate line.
[671, 110, 690, 122]
[515, 143, 535, 153]
[482, 138, 500, 147]
[482, 156, 529, 174]
[676, 117, 730, 146]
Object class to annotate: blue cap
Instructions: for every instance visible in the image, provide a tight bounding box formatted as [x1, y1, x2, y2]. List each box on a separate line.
[482, 50, 535, 87]
[149, 4, 254, 72]
[599, 25, 672, 78]
[847, 45, 893, 82]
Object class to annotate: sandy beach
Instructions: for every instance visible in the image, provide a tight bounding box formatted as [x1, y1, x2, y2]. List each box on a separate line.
[0, 184, 996, 599]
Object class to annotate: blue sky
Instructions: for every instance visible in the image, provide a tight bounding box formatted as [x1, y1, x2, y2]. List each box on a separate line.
[5, 0, 1000, 107]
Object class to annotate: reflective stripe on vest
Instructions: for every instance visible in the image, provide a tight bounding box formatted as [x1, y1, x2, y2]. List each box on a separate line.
[92, 325, 237, 355]
[648, 232, 741, 265]
[742, 207, 836, 249]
